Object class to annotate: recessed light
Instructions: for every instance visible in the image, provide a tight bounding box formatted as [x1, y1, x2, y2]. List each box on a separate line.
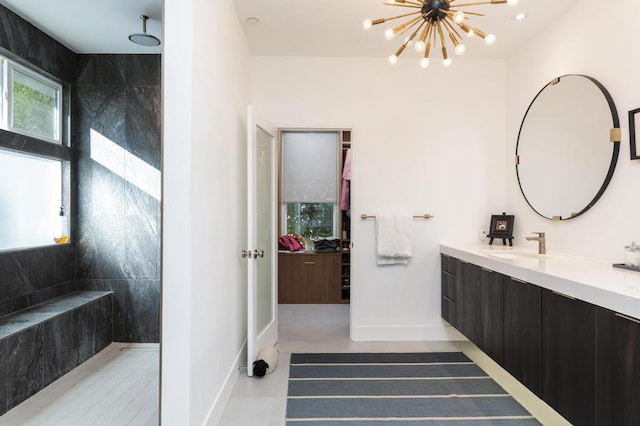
[246, 17, 260, 25]
[514, 12, 527, 21]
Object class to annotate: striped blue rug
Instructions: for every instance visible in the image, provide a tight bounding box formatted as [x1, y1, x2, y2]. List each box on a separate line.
[286, 352, 540, 425]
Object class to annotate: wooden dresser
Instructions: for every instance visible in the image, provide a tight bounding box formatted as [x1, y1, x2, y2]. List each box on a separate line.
[278, 252, 342, 303]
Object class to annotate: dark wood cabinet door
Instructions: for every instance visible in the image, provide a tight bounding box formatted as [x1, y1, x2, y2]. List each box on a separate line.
[278, 253, 340, 303]
[459, 262, 483, 345]
[313, 254, 341, 301]
[481, 268, 504, 365]
[597, 307, 640, 425]
[541, 289, 596, 426]
[441, 255, 459, 327]
[441, 270, 457, 327]
[503, 276, 541, 397]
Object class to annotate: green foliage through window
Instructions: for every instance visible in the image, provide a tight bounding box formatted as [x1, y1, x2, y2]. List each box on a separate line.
[286, 203, 334, 240]
[12, 79, 56, 140]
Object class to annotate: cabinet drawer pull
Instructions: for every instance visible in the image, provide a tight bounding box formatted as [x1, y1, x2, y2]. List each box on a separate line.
[615, 313, 640, 325]
[481, 268, 494, 273]
[443, 296, 454, 302]
[511, 278, 527, 284]
[303, 261, 316, 265]
[552, 290, 576, 300]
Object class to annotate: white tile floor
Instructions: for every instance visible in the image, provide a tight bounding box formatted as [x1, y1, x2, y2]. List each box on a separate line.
[0, 343, 159, 426]
[219, 304, 570, 426]
[0, 305, 569, 426]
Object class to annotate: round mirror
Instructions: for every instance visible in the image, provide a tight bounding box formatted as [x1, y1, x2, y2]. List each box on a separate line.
[516, 74, 620, 220]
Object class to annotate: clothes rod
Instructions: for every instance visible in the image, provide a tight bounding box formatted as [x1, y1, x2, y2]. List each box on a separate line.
[360, 214, 434, 220]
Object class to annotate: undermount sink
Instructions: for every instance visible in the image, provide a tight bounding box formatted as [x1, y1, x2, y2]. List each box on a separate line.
[487, 252, 518, 260]
[483, 250, 551, 261]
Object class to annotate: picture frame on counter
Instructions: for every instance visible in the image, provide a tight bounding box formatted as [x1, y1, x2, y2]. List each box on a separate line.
[487, 212, 515, 246]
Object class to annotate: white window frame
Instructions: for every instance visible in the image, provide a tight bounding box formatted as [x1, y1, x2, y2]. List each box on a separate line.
[1, 56, 62, 144]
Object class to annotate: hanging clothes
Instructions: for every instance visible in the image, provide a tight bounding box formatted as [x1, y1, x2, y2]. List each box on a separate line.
[340, 148, 351, 211]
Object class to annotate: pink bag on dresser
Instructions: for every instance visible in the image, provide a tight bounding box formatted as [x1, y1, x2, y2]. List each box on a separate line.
[278, 235, 305, 252]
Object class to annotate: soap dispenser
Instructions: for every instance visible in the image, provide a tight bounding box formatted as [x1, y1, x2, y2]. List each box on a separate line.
[54, 206, 69, 244]
[624, 241, 639, 268]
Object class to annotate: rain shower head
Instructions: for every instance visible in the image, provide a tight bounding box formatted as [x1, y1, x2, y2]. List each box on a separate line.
[129, 15, 161, 47]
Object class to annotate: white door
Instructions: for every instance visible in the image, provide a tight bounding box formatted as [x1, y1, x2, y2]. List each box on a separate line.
[246, 106, 278, 376]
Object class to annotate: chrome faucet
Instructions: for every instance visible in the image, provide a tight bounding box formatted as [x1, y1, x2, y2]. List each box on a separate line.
[526, 232, 546, 254]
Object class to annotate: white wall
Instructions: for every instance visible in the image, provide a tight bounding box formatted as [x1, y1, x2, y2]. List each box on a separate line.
[252, 57, 507, 340]
[506, 0, 640, 261]
[162, 0, 250, 423]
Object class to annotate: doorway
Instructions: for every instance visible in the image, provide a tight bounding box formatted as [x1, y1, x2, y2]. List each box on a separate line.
[276, 129, 352, 326]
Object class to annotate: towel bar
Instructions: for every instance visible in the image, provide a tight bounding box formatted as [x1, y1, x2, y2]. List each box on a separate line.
[360, 214, 434, 220]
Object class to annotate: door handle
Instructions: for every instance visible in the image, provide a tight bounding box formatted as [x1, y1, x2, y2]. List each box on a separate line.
[242, 250, 264, 259]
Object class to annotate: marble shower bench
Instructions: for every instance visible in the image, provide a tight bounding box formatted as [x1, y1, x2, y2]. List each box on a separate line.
[0, 291, 113, 415]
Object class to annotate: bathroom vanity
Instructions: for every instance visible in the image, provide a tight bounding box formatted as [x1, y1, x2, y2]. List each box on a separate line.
[440, 244, 640, 426]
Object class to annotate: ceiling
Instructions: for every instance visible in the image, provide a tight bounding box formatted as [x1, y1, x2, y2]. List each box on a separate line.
[0, 0, 162, 54]
[0, 0, 581, 59]
[235, 0, 582, 60]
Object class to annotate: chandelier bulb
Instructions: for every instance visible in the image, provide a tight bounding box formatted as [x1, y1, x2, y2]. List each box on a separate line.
[443, 58, 452, 67]
[455, 44, 466, 55]
[453, 11, 465, 23]
[384, 28, 395, 40]
[420, 58, 430, 69]
[466, 29, 475, 38]
[507, 0, 519, 5]
[363, 19, 373, 30]
[485, 34, 496, 45]
[415, 41, 426, 52]
[388, 54, 398, 65]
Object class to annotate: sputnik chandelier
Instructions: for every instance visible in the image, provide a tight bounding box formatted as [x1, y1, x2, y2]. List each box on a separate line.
[363, 0, 519, 68]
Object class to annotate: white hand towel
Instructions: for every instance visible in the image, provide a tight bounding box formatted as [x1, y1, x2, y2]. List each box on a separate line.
[376, 213, 413, 265]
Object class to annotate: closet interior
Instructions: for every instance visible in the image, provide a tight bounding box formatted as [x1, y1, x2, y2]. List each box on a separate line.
[278, 129, 351, 304]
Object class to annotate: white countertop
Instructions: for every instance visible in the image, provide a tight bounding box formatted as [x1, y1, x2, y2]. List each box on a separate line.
[440, 243, 640, 320]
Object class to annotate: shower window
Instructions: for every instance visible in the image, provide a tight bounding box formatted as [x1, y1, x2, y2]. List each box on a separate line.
[2, 57, 62, 144]
[0, 149, 64, 250]
[0, 55, 69, 251]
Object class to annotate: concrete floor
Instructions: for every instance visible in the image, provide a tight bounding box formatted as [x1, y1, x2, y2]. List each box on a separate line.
[219, 304, 569, 426]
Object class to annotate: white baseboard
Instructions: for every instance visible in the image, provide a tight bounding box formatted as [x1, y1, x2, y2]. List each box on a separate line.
[203, 340, 247, 425]
[351, 323, 467, 342]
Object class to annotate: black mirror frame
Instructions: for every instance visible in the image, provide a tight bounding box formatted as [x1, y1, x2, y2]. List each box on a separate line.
[515, 74, 620, 221]
[629, 107, 640, 160]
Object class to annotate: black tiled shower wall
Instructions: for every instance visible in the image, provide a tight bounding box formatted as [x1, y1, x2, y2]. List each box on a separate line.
[0, 3, 161, 344]
[0, 338, 7, 415]
[0, 5, 76, 83]
[74, 54, 161, 343]
[0, 231, 77, 319]
[6, 325, 43, 411]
